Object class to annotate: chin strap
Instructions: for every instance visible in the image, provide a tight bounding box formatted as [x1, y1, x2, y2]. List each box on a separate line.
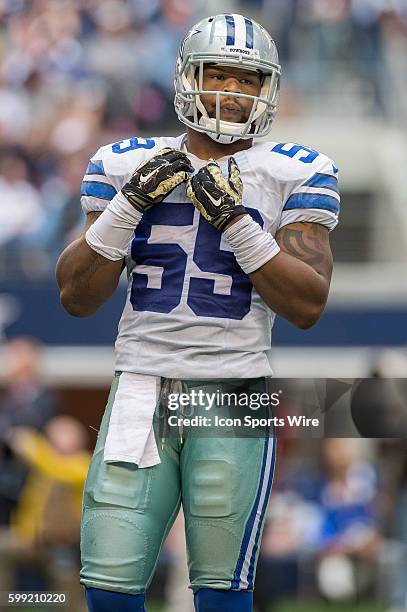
[198, 116, 247, 144]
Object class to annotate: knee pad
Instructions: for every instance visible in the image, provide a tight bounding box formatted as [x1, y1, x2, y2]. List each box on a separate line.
[194, 588, 252, 612]
[81, 508, 149, 592]
[85, 588, 146, 611]
[190, 460, 232, 518]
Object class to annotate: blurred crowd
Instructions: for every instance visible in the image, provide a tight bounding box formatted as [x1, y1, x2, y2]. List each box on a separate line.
[0, 0, 406, 279]
[255, 437, 406, 611]
[0, 336, 406, 610]
[1, 3, 406, 608]
[0, 337, 90, 610]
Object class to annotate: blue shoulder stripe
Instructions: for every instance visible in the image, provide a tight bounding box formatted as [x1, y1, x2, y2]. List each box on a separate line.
[283, 192, 340, 214]
[86, 159, 105, 176]
[305, 172, 339, 194]
[80, 181, 117, 201]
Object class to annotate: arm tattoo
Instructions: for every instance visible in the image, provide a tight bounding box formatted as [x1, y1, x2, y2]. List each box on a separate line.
[277, 223, 332, 278]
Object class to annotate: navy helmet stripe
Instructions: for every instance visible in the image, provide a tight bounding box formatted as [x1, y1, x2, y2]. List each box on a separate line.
[225, 15, 235, 45]
[244, 17, 254, 49]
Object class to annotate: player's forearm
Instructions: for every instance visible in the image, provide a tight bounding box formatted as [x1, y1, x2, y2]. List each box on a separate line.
[224, 217, 332, 328]
[250, 252, 330, 329]
[56, 238, 123, 317]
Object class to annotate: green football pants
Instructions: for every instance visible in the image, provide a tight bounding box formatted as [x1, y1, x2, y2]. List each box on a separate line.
[80, 374, 276, 594]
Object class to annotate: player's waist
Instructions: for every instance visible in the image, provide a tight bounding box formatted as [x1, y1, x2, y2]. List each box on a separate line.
[159, 377, 270, 393]
[115, 348, 273, 379]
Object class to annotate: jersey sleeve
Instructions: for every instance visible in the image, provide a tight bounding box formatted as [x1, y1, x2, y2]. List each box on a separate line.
[278, 156, 340, 232]
[80, 147, 120, 214]
[79, 136, 175, 215]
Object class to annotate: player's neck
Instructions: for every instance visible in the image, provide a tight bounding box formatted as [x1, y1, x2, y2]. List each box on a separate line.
[185, 128, 253, 160]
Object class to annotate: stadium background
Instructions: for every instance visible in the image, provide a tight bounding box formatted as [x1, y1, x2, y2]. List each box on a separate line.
[0, 0, 406, 610]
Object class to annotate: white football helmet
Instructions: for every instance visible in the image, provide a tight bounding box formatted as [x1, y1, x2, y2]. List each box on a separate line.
[174, 14, 281, 144]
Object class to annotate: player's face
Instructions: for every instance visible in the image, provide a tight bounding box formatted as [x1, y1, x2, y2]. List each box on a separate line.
[200, 65, 261, 124]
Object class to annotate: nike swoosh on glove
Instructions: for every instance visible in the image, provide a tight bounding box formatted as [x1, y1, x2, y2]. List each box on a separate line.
[186, 157, 246, 231]
[122, 147, 194, 212]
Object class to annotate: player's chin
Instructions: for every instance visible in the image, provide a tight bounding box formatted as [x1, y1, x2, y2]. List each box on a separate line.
[220, 109, 245, 122]
[207, 108, 247, 123]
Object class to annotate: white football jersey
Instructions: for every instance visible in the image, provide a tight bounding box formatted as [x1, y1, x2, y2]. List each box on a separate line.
[81, 134, 339, 379]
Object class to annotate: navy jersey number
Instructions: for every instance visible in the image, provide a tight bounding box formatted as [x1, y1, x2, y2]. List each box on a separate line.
[130, 204, 264, 320]
[130, 204, 193, 314]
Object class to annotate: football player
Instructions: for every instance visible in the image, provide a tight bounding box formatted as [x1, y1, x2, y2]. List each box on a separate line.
[56, 13, 339, 612]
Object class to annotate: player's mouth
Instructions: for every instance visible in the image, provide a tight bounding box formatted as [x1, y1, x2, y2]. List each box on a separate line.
[220, 103, 243, 119]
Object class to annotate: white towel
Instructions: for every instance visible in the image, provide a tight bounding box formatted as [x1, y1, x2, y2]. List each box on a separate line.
[104, 372, 161, 468]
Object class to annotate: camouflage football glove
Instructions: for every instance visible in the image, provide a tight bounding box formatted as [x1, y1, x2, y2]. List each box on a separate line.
[186, 157, 246, 231]
[121, 147, 194, 212]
